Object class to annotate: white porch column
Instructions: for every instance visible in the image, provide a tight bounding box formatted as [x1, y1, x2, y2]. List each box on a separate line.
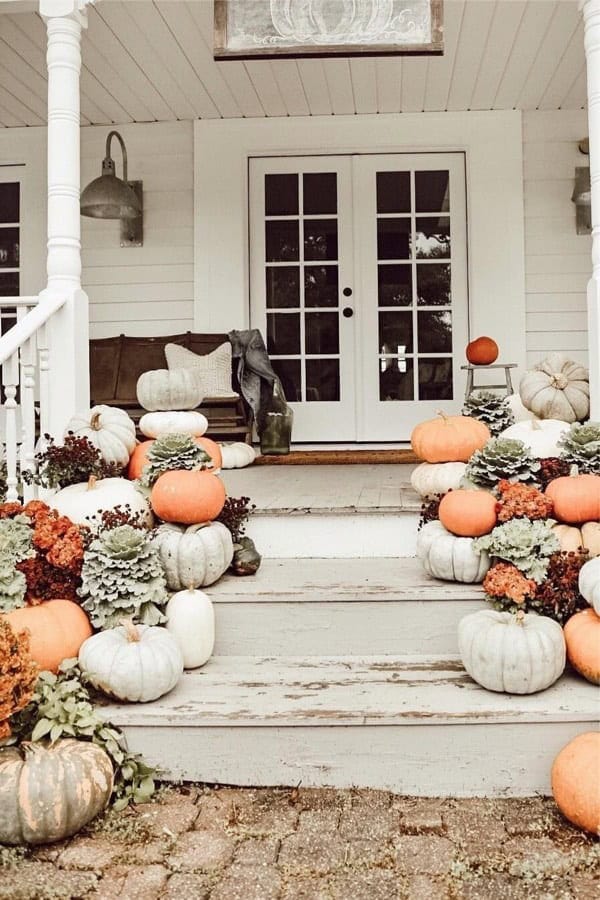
[39, 0, 90, 437]
[583, 0, 600, 418]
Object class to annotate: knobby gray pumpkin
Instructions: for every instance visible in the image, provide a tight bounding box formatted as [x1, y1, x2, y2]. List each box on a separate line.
[153, 521, 233, 590]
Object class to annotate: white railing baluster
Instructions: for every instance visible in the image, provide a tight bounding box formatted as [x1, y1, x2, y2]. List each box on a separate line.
[37, 321, 51, 447]
[2, 350, 19, 502]
[19, 311, 38, 502]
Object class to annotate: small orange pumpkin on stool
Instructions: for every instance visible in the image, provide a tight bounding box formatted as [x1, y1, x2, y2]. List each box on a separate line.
[466, 336, 499, 365]
[439, 489, 497, 537]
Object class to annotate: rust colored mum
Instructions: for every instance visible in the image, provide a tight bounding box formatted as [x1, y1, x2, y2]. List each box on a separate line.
[483, 562, 537, 606]
[495, 480, 554, 523]
[0, 502, 25, 520]
[0, 618, 37, 741]
[16, 556, 81, 605]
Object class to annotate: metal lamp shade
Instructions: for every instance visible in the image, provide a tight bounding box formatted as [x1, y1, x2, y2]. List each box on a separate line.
[80, 172, 141, 219]
[572, 166, 592, 235]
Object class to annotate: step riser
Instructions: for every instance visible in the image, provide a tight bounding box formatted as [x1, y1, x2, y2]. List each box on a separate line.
[214, 599, 486, 656]
[247, 512, 418, 558]
[119, 721, 593, 798]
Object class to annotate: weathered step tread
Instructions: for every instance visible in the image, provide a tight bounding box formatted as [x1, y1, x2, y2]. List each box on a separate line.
[101, 655, 597, 729]
[210, 557, 485, 603]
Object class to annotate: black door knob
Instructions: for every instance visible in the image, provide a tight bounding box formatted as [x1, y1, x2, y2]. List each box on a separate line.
[342, 307, 354, 318]
[343, 287, 353, 297]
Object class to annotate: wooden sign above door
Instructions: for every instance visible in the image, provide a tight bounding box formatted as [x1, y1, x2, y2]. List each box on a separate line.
[214, 0, 444, 60]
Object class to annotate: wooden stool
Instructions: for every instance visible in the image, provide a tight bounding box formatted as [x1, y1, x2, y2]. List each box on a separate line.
[461, 364, 517, 401]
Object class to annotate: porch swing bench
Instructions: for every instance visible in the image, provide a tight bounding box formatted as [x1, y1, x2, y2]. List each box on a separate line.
[89, 332, 253, 443]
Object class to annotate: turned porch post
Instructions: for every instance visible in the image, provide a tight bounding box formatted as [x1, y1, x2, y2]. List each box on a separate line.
[583, 0, 600, 418]
[39, 0, 90, 437]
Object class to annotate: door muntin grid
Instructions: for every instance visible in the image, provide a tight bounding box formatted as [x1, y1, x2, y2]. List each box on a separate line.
[0, 182, 20, 337]
[264, 172, 341, 403]
[376, 169, 453, 402]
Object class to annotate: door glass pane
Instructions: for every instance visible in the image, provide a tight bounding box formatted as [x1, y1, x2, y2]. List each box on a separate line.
[416, 216, 450, 259]
[0, 184, 19, 223]
[0, 228, 19, 267]
[378, 264, 412, 306]
[266, 220, 299, 262]
[266, 266, 300, 308]
[415, 171, 450, 212]
[306, 359, 340, 402]
[304, 219, 338, 260]
[265, 174, 298, 216]
[305, 266, 338, 307]
[377, 218, 411, 260]
[0, 272, 19, 296]
[377, 172, 410, 213]
[380, 357, 414, 401]
[267, 312, 301, 355]
[418, 311, 452, 352]
[419, 358, 453, 400]
[305, 312, 339, 355]
[303, 173, 337, 214]
[271, 359, 301, 402]
[416, 264, 451, 306]
[379, 311, 413, 354]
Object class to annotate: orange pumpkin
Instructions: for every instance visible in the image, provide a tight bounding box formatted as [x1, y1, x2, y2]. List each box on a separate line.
[195, 437, 222, 470]
[2, 600, 93, 674]
[151, 469, 226, 525]
[564, 608, 600, 685]
[127, 441, 153, 480]
[466, 336, 499, 365]
[546, 473, 600, 524]
[552, 733, 600, 834]
[411, 412, 490, 464]
[438, 490, 497, 537]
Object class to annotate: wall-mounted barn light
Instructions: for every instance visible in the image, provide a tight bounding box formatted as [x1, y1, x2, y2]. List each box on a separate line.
[572, 138, 591, 236]
[80, 130, 143, 247]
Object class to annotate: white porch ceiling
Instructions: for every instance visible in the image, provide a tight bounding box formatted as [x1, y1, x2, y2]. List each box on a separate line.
[0, 0, 587, 128]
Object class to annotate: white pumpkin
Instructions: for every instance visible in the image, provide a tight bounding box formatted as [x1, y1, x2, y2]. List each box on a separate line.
[506, 393, 538, 423]
[139, 411, 208, 439]
[153, 522, 233, 590]
[410, 462, 467, 499]
[50, 476, 153, 527]
[416, 520, 491, 583]
[137, 368, 200, 412]
[519, 354, 590, 423]
[66, 405, 136, 467]
[78, 621, 183, 702]
[578, 557, 600, 614]
[220, 442, 257, 469]
[500, 419, 570, 459]
[458, 609, 566, 694]
[166, 588, 215, 669]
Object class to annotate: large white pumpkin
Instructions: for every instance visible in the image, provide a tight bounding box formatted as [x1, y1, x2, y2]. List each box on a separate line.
[519, 354, 590, 423]
[136, 368, 200, 412]
[500, 419, 570, 459]
[153, 522, 233, 590]
[458, 608, 566, 694]
[220, 442, 257, 469]
[410, 462, 467, 499]
[578, 557, 600, 615]
[139, 411, 208, 439]
[50, 476, 153, 527]
[416, 520, 491, 583]
[78, 622, 183, 702]
[166, 588, 215, 669]
[66, 405, 136, 467]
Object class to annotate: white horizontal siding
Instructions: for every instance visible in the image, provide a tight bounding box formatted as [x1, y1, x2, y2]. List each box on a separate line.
[523, 110, 591, 370]
[81, 120, 194, 340]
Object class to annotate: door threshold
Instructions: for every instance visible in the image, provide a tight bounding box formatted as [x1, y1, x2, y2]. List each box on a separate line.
[290, 443, 413, 451]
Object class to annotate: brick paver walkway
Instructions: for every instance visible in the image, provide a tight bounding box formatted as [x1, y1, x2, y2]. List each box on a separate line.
[0, 786, 598, 899]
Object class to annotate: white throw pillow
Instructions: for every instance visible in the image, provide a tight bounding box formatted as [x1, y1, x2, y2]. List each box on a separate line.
[164, 342, 238, 398]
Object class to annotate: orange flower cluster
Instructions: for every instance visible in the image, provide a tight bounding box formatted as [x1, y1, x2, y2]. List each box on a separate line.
[483, 562, 537, 606]
[0, 619, 37, 741]
[495, 480, 554, 523]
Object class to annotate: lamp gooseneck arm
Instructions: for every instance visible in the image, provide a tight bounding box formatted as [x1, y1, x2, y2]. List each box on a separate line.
[106, 130, 128, 183]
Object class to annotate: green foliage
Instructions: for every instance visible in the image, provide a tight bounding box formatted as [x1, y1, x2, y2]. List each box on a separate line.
[22, 433, 121, 490]
[465, 438, 540, 490]
[78, 525, 168, 629]
[462, 391, 515, 437]
[7, 660, 157, 810]
[559, 421, 600, 474]
[0, 461, 7, 504]
[0, 516, 35, 611]
[139, 433, 211, 487]
[474, 518, 559, 582]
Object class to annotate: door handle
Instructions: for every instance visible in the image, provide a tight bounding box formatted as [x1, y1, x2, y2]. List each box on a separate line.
[342, 307, 354, 318]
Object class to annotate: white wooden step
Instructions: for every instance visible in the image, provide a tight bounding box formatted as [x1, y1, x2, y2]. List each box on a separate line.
[211, 557, 486, 656]
[101, 655, 599, 798]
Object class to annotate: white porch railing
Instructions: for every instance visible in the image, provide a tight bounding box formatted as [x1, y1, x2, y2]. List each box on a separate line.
[0, 293, 66, 502]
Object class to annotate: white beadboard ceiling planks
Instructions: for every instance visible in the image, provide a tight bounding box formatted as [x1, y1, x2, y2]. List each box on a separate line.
[0, 1, 587, 126]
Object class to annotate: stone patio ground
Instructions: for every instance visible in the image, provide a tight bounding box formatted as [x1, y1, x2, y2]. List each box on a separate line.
[0, 786, 598, 900]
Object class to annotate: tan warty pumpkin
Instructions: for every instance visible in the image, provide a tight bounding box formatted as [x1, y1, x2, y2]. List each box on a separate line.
[0, 739, 113, 845]
[552, 522, 600, 557]
[411, 412, 490, 464]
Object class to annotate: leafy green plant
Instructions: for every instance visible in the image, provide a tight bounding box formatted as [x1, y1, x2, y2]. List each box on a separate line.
[139, 433, 211, 487]
[465, 438, 540, 490]
[22, 433, 121, 490]
[7, 660, 156, 810]
[559, 421, 600, 474]
[462, 391, 515, 437]
[0, 516, 35, 611]
[474, 518, 559, 582]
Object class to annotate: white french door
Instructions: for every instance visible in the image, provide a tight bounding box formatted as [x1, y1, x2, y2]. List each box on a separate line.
[249, 152, 468, 442]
